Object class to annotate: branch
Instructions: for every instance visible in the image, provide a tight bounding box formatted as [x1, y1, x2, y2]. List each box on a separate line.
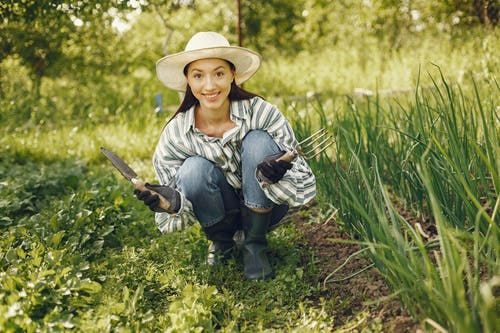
[152, 3, 175, 56]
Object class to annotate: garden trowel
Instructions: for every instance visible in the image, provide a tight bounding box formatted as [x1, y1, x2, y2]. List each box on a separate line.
[100, 147, 171, 211]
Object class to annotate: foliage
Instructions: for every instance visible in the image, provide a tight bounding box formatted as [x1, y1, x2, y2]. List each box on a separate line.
[240, 0, 305, 54]
[0, 1, 499, 331]
[0, 159, 139, 331]
[0, 144, 329, 331]
[2, 64, 498, 332]
[0, 0, 139, 98]
[1, 0, 498, 101]
[310, 72, 499, 332]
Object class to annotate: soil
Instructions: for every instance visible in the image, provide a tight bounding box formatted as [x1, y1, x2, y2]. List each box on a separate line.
[294, 204, 423, 332]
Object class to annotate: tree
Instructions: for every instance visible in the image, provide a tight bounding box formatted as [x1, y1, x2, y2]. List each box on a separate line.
[455, 0, 498, 27]
[240, 0, 305, 55]
[0, 0, 136, 98]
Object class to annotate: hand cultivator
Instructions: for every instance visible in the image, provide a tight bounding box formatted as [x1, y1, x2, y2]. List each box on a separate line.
[278, 128, 335, 162]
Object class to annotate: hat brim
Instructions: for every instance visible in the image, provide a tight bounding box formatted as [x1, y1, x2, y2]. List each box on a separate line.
[156, 46, 262, 92]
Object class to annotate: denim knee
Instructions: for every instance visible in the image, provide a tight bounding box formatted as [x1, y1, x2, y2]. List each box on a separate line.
[241, 130, 281, 166]
[176, 156, 214, 194]
[176, 156, 240, 227]
[241, 130, 282, 210]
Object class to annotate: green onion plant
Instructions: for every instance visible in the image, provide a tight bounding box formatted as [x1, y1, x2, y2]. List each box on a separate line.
[301, 72, 499, 331]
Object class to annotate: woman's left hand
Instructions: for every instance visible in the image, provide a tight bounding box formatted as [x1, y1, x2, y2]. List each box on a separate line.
[257, 151, 293, 184]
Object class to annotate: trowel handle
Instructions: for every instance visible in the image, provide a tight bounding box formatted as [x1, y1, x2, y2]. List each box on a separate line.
[132, 179, 171, 211]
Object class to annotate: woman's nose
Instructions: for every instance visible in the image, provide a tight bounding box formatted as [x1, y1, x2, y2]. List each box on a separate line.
[203, 75, 215, 89]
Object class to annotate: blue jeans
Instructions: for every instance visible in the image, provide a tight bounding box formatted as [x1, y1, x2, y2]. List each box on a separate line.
[175, 130, 289, 229]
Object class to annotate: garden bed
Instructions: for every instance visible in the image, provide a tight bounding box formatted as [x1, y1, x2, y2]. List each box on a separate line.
[295, 206, 422, 332]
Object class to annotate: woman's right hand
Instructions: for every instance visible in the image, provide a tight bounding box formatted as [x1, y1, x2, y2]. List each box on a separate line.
[134, 183, 181, 214]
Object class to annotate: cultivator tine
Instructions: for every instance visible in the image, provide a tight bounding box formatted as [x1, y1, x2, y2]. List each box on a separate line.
[271, 128, 334, 165]
[297, 128, 335, 160]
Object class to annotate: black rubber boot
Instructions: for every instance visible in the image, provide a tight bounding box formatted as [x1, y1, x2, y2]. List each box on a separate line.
[242, 209, 272, 280]
[203, 214, 239, 266]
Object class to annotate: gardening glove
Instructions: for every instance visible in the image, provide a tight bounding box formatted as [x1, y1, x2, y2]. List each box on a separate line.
[257, 151, 293, 184]
[134, 183, 181, 214]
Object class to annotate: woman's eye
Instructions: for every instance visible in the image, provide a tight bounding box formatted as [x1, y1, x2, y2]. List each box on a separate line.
[216, 71, 224, 77]
[193, 73, 202, 79]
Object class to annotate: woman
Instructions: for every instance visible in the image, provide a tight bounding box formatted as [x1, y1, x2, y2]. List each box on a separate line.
[135, 31, 316, 281]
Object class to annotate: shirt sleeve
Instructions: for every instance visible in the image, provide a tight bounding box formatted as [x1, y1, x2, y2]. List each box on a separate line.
[151, 119, 197, 233]
[250, 97, 317, 206]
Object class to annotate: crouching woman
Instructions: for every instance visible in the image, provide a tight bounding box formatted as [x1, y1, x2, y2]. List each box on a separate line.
[135, 32, 316, 281]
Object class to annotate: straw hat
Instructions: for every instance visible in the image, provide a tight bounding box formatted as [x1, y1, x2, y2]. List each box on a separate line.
[156, 32, 262, 92]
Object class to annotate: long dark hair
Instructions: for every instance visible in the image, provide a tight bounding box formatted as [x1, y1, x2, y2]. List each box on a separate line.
[165, 60, 261, 125]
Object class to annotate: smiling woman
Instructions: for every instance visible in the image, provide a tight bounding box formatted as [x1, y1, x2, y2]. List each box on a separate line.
[187, 58, 235, 136]
[133, 31, 316, 281]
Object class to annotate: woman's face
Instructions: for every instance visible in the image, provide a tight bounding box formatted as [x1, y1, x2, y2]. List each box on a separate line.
[186, 58, 235, 113]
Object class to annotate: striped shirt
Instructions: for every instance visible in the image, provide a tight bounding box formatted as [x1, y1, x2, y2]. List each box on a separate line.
[152, 96, 316, 233]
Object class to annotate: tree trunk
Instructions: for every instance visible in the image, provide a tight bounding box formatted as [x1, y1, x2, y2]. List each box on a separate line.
[474, 0, 499, 27]
[32, 58, 45, 101]
[30, 73, 42, 104]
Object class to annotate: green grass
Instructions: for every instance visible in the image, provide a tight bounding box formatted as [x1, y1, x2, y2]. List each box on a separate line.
[1, 27, 498, 331]
[2, 71, 497, 331]
[248, 29, 499, 97]
[0, 154, 333, 331]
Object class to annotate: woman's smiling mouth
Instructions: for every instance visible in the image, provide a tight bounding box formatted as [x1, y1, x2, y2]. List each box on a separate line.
[203, 92, 220, 101]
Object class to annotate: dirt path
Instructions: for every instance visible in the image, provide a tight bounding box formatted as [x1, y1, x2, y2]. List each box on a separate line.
[295, 207, 422, 332]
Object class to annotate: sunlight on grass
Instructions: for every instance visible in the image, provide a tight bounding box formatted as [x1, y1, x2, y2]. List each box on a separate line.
[250, 32, 499, 97]
[1, 22, 498, 331]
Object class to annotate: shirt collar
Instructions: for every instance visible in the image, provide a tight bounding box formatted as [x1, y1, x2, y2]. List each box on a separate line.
[182, 106, 196, 134]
